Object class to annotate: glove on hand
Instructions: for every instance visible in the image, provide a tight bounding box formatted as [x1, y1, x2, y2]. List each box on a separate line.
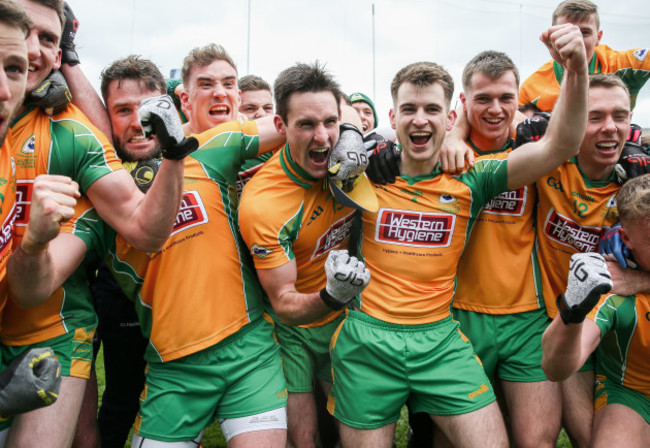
[514, 114, 549, 149]
[60, 2, 80, 66]
[557, 253, 612, 325]
[24, 70, 72, 116]
[328, 124, 368, 181]
[138, 95, 198, 160]
[364, 134, 400, 185]
[0, 348, 61, 419]
[320, 250, 370, 310]
[614, 141, 650, 184]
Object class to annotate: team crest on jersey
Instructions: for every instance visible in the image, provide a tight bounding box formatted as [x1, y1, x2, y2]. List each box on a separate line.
[170, 191, 209, 237]
[605, 195, 616, 209]
[312, 211, 355, 258]
[14, 179, 33, 227]
[633, 48, 648, 62]
[543, 208, 604, 252]
[439, 194, 456, 204]
[483, 187, 527, 216]
[21, 134, 35, 155]
[375, 208, 455, 248]
[250, 244, 272, 258]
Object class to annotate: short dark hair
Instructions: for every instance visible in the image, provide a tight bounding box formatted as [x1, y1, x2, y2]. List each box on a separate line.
[552, 0, 599, 29]
[239, 74, 271, 93]
[0, 0, 32, 38]
[462, 50, 520, 91]
[273, 61, 342, 123]
[100, 55, 166, 103]
[181, 43, 237, 87]
[28, 0, 64, 30]
[391, 62, 454, 108]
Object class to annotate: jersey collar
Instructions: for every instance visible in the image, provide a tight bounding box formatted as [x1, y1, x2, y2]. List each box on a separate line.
[279, 143, 319, 189]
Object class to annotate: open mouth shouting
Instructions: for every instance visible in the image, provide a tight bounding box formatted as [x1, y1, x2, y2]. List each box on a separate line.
[410, 131, 432, 147]
[309, 147, 329, 166]
[209, 104, 231, 120]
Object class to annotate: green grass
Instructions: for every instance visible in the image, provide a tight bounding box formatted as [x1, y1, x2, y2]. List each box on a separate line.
[94, 349, 571, 448]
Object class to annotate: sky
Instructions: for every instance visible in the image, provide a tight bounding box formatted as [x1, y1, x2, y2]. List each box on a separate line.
[67, 0, 650, 127]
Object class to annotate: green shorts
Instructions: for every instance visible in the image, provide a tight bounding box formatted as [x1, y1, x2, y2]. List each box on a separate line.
[328, 311, 495, 429]
[274, 313, 344, 393]
[134, 317, 287, 443]
[0, 324, 96, 379]
[594, 374, 650, 424]
[453, 308, 549, 382]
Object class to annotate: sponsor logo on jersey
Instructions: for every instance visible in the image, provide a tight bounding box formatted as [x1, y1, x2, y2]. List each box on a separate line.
[251, 243, 272, 258]
[483, 187, 527, 216]
[312, 211, 355, 258]
[605, 195, 617, 209]
[546, 176, 564, 192]
[0, 202, 17, 257]
[21, 134, 35, 155]
[170, 191, 209, 237]
[375, 208, 455, 248]
[543, 208, 604, 252]
[14, 180, 34, 227]
[633, 48, 648, 62]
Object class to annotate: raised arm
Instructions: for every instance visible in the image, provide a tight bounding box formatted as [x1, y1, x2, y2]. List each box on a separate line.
[507, 24, 588, 190]
[541, 253, 612, 381]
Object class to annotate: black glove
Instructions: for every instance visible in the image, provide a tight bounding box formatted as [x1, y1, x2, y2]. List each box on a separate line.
[24, 70, 72, 115]
[556, 253, 612, 325]
[138, 95, 198, 160]
[614, 141, 650, 184]
[627, 123, 642, 145]
[60, 2, 80, 66]
[513, 113, 550, 149]
[0, 348, 61, 420]
[364, 133, 400, 185]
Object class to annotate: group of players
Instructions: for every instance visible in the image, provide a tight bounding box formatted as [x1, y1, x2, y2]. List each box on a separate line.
[0, 0, 649, 447]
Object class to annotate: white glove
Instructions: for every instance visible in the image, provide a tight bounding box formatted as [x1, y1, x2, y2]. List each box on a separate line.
[320, 250, 370, 310]
[328, 124, 369, 181]
[557, 253, 613, 324]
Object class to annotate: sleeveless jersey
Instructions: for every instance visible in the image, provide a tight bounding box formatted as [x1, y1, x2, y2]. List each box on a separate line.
[588, 293, 650, 399]
[239, 144, 355, 328]
[536, 158, 619, 319]
[454, 140, 542, 314]
[520, 45, 650, 111]
[356, 157, 509, 325]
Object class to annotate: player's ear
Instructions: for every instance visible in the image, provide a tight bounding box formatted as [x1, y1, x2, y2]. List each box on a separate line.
[460, 92, 467, 113]
[447, 109, 457, 131]
[596, 29, 603, 47]
[180, 90, 191, 112]
[619, 226, 633, 251]
[274, 115, 286, 136]
[389, 108, 396, 130]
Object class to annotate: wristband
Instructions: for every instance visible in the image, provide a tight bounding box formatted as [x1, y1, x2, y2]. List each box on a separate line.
[319, 288, 346, 311]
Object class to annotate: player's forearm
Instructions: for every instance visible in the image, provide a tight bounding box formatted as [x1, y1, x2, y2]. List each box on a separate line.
[544, 67, 588, 162]
[125, 159, 184, 252]
[8, 240, 60, 307]
[541, 316, 585, 382]
[61, 64, 113, 140]
[271, 291, 334, 326]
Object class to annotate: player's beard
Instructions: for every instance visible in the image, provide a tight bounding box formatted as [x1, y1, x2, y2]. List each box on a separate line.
[114, 138, 162, 163]
[0, 96, 23, 147]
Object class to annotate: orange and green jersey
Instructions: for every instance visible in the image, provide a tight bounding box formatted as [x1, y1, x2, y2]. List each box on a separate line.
[1, 105, 122, 346]
[355, 157, 509, 325]
[454, 139, 543, 314]
[587, 293, 650, 399]
[520, 45, 650, 111]
[236, 152, 274, 198]
[536, 158, 619, 319]
[0, 134, 17, 322]
[239, 144, 355, 328]
[83, 121, 272, 363]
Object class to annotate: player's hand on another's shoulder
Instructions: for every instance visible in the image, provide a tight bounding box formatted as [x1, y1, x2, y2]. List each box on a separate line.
[320, 250, 370, 310]
[541, 24, 587, 74]
[364, 134, 400, 184]
[138, 95, 198, 160]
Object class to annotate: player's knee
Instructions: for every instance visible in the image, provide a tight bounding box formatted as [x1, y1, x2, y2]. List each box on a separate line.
[219, 407, 287, 443]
